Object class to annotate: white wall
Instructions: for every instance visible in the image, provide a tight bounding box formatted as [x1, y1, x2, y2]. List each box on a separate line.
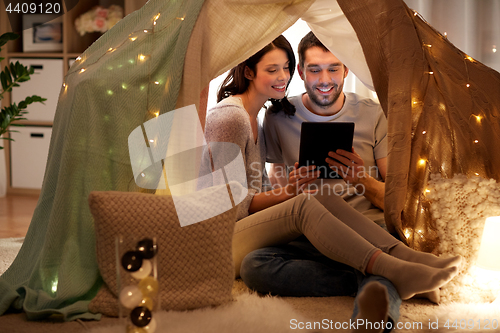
[207, 19, 376, 113]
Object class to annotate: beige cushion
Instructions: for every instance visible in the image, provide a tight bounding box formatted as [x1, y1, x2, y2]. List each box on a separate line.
[88, 190, 236, 316]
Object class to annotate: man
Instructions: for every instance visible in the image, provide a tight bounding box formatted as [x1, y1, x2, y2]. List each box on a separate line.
[239, 31, 402, 330]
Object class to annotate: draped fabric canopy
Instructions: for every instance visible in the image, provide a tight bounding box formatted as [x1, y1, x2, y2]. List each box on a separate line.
[1, 0, 499, 320]
[335, 0, 500, 250]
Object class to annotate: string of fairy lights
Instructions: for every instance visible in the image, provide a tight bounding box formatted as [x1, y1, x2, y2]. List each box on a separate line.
[61, 12, 186, 121]
[56, 10, 189, 331]
[405, 10, 498, 242]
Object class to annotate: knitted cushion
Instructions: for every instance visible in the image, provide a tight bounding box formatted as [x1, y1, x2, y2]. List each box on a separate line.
[87, 190, 236, 316]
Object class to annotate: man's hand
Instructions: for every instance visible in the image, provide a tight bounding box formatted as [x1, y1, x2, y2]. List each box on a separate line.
[325, 148, 366, 185]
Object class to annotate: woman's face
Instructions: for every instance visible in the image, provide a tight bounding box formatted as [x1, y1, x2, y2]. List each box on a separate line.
[247, 48, 291, 100]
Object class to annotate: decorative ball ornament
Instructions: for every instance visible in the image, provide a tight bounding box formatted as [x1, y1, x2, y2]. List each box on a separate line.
[139, 296, 154, 311]
[138, 276, 159, 297]
[143, 317, 157, 333]
[119, 285, 143, 309]
[137, 238, 157, 259]
[131, 259, 152, 280]
[126, 325, 147, 333]
[130, 306, 152, 327]
[119, 236, 158, 332]
[122, 251, 143, 272]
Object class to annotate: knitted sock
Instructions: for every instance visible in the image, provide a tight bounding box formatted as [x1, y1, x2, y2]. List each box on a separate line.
[353, 282, 389, 333]
[389, 243, 462, 269]
[414, 289, 440, 304]
[372, 253, 458, 300]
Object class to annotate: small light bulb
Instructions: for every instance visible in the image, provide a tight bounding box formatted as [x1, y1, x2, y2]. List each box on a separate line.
[141, 172, 145, 177]
[62, 82, 66, 87]
[425, 189, 431, 193]
[443, 32, 447, 37]
[404, 228, 411, 239]
[139, 55, 147, 61]
[414, 11, 418, 16]
[154, 21, 157, 26]
[154, 111, 159, 117]
[154, 81, 159, 85]
[80, 68, 86, 73]
[76, 56, 82, 61]
[418, 159, 426, 166]
[130, 37, 138, 42]
[144, 29, 149, 33]
[149, 139, 154, 143]
[475, 115, 482, 121]
[154, 13, 160, 20]
[493, 45, 497, 53]
[466, 83, 470, 88]
[108, 47, 113, 52]
[475, 173, 479, 176]
[465, 55, 474, 62]
[422, 130, 427, 134]
[474, 140, 479, 143]
[428, 71, 434, 74]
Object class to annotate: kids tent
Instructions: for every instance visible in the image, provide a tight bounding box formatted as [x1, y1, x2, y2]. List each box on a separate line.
[1, 0, 499, 320]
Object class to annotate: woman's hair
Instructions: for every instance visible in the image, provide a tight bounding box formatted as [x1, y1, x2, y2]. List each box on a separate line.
[217, 35, 296, 116]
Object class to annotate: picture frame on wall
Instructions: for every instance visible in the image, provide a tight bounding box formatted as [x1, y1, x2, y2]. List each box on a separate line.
[22, 14, 63, 52]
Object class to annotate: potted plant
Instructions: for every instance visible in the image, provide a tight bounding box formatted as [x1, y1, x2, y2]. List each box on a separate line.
[1, 32, 46, 149]
[1, 32, 46, 196]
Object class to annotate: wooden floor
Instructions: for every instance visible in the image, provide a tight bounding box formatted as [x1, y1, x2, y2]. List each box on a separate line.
[0, 194, 39, 238]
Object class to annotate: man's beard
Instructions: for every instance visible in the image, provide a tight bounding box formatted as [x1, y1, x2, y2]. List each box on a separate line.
[305, 82, 343, 108]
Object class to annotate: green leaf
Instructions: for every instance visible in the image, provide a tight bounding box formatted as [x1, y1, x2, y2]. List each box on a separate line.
[0, 71, 7, 91]
[0, 32, 19, 48]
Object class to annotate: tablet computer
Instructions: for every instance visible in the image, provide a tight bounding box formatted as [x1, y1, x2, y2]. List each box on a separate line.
[298, 122, 355, 179]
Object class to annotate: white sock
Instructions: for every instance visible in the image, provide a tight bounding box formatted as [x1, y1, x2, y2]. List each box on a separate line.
[389, 243, 462, 269]
[372, 253, 458, 300]
[353, 282, 389, 333]
[414, 289, 440, 304]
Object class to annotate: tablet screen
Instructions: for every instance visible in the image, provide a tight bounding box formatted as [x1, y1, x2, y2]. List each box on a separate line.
[298, 122, 355, 179]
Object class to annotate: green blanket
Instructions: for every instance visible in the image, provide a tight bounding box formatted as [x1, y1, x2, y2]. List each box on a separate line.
[0, 0, 204, 320]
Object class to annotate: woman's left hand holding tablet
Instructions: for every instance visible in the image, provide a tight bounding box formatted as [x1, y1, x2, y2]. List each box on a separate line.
[285, 162, 320, 196]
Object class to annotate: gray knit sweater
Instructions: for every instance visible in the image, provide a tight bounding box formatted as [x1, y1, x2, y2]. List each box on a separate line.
[204, 96, 270, 220]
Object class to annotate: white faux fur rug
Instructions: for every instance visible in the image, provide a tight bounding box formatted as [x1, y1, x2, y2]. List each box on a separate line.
[2, 237, 499, 333]
[0, 237, 23, 275]
[89, 293, 316, 333]
[430, 299, 500, 332]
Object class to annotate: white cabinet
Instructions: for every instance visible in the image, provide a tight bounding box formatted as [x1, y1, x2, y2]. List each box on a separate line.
[10, 58, 63, 122]
[10, 126, 52, 189]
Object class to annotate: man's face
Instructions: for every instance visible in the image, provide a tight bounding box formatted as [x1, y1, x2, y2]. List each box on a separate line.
[299, 47, 348, 108]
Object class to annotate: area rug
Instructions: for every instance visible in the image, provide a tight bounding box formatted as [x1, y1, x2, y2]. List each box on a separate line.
[0, 237, 23, 275]
[1, 237, 499, 333]
[430, 300, 500, 333]
[88, 293, 315, 333]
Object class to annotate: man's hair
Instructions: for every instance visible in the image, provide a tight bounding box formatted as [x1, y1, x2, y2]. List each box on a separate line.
[298, 31, 330, 69]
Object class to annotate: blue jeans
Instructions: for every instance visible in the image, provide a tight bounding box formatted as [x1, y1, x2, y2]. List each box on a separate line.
[240, 237, 401, 330]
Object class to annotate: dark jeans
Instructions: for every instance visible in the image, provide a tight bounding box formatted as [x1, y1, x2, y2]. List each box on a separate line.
[240, 237, 401, 330]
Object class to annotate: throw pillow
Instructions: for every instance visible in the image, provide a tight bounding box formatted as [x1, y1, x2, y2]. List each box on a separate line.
[88, 189, 236, 316]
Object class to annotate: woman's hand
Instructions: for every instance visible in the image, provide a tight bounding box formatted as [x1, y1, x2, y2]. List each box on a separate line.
[248, 163, 319, 214]
[285, 162, 320, 196]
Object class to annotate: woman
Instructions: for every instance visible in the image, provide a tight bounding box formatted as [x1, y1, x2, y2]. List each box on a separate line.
[204, 35, 460, 305]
